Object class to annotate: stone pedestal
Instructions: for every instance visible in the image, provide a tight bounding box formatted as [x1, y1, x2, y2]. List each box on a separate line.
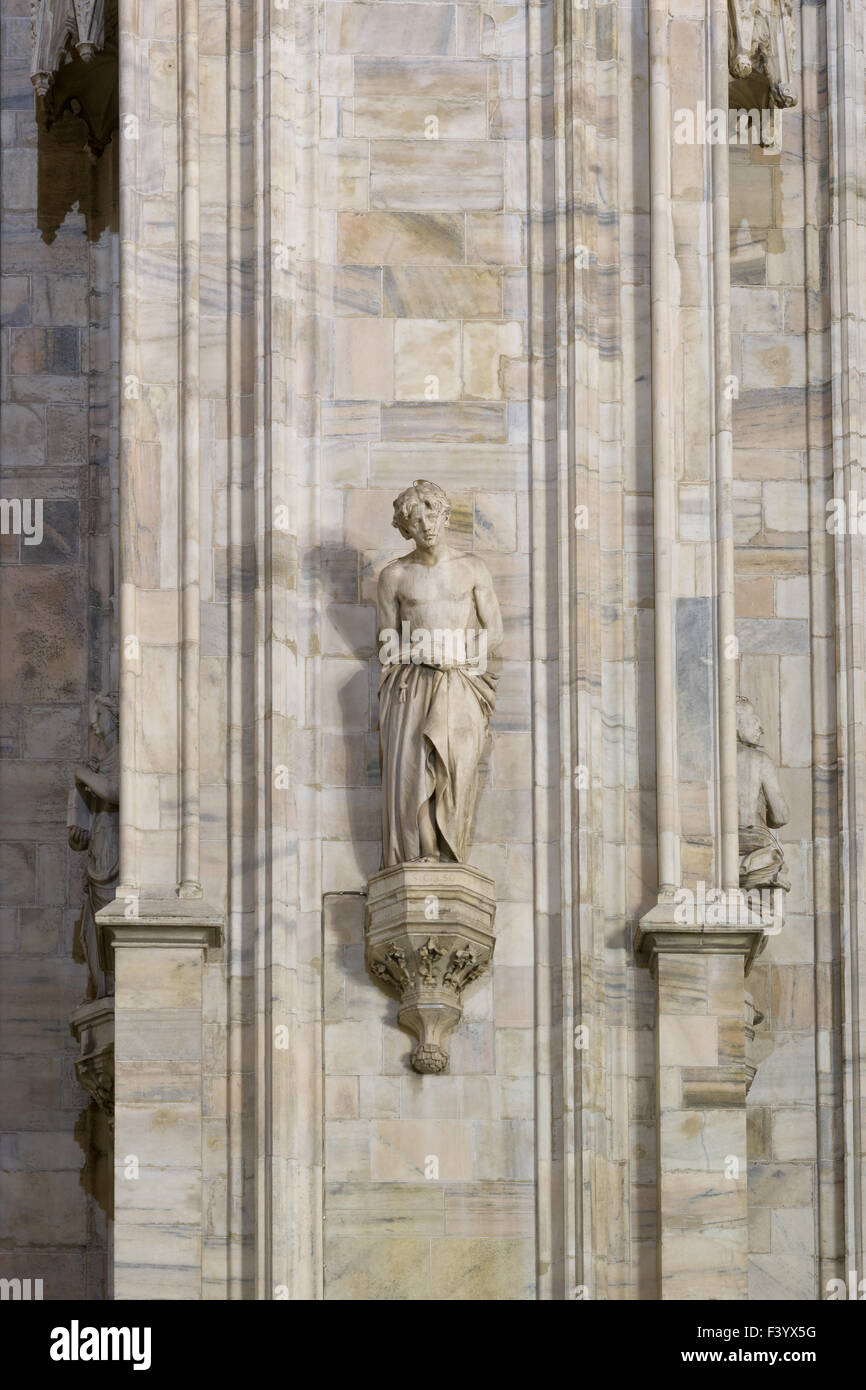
[635, 903, 771, 1300]
[97, 898, 222, 1300]
[366, 863, 496, 1075]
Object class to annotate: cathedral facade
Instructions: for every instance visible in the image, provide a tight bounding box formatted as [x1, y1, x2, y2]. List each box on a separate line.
[1, 0, 864, 1301]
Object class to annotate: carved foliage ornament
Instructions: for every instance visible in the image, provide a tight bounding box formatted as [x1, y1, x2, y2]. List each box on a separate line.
[744, 992, 765, 1095]
[371, 935, 489, 998]
[369, 932, 492, 1074]
[366, 862, 497, 1075]
[70, 997, 115, 1128]
[729, 0, 797, 109]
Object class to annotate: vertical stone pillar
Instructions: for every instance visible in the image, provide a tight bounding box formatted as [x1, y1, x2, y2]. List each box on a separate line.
[636, 916, 767, 1298]
[636, 0, 800, 1302]
[99, 902, 221, 1300]
[826, 0, 866, 1287]
[110, 0, 325, 1298]
[97, 0, 225, 1300]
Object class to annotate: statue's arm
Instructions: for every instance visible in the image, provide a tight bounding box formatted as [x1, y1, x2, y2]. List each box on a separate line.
[761, 755, 789, 829]
[68, 824, 90, 851]
[74, 764, 118, 808]
[377, 564, 401, 665]
[473, 561, 503, 652]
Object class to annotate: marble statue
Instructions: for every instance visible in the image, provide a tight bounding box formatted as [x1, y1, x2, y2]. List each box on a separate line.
[736, 696, 790, 893]
[68, 694, 119, 999]
[376, 480, 503, 865]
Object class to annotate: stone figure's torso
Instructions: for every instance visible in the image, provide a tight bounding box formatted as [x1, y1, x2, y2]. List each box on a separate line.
[389, 552, 483, 637]
[737, 742, 768, 829]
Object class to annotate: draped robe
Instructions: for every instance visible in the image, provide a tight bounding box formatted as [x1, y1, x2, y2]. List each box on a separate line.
[378, 656, 498, 865]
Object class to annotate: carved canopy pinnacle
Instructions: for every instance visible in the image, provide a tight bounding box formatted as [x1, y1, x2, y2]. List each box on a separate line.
[30, 0, 118, 160]
[729, 0, 798, 109]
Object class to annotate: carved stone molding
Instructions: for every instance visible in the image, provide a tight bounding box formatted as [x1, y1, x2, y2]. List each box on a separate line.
[70, 996, 114, 1125]
[95, 897, 224, 973]
[729, 0, 797, 111]
[366, 862, 496, 1074]
[30, 0, 118, 160]
[634, 899, 772, 977]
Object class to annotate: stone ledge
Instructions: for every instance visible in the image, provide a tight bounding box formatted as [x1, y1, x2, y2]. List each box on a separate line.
[366, 860, 496, 938]
[96, 896, 223, 966]
[633, 901, 771, 976]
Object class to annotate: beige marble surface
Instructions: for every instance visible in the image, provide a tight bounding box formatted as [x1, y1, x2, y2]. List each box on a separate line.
[1, 0, 858, 1304]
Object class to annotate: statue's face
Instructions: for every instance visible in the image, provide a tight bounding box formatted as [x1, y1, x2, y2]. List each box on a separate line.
[737, 706, 762, 746]
[92, 705, 116, 744]
[405, 496, 448, 551]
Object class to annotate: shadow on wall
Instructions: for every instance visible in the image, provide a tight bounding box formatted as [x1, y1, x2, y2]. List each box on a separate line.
[36, 110, 116, 245]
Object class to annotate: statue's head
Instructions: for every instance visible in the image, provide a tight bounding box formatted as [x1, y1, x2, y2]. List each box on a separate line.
[392, 479, 451, 550]
[91, 693, 119, 745]
[736, 697, 763, 747]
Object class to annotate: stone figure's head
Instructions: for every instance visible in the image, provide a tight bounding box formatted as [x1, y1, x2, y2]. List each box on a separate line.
[736, 697, 763, 748]
[91, 693, 119, 747]
[392, 479, 451, 552]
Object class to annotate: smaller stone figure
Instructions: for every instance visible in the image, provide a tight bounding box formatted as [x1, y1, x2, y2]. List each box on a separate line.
[376, 479, 503, 866]
[736, 696, 790, 893]
[68, 694, 119, 999]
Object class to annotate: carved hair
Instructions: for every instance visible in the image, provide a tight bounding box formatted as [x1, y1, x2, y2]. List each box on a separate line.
[392, 479, 451, 540]
[93, 693, 119, 730]
[735, 696, 757, 741]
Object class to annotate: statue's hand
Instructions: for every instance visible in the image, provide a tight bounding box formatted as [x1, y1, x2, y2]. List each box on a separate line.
[69, 826, 90, 852]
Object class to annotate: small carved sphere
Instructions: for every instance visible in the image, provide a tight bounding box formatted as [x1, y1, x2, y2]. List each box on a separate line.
[411, 1043, 449, 1074]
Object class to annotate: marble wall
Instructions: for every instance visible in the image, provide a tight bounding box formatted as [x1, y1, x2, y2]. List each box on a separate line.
[0, 0, 118, 1299]
[1, 0, 860, 1303]
[304, 0, 537, 1299]
[729, 0, 843, 1297]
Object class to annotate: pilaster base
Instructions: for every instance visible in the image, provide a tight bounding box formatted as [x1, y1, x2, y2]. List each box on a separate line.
[635, 901, 772, 1300]
[96, 896, 223, 1300]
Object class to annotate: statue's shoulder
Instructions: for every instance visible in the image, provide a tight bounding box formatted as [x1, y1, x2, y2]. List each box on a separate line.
[742, 743, 776, 775]
[378, 553, 410, 591]
[464, 552, 490, 570]
[464, 551, 495, 581]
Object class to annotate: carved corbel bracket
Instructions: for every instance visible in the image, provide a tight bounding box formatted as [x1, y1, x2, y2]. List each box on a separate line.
[366, 863, 496, 1074]
[728, 0, 797, 113]
[70, 996, 115, 1127]
[744, 991, 765, 1095]
[30, 0, 118, 160]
